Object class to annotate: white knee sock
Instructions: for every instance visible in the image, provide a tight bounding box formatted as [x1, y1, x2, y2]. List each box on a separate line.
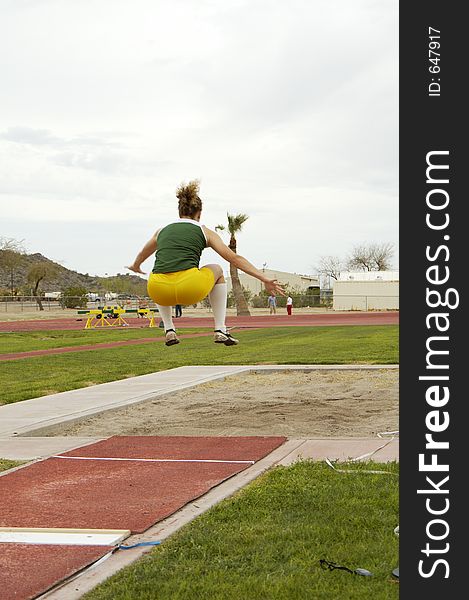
[209, 283, 227, 333]
[157, 304, 175, 332]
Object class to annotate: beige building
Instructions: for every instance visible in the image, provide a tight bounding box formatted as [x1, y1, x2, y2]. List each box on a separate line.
[333, 272, 399, 311]
[226, 268, 319, 295]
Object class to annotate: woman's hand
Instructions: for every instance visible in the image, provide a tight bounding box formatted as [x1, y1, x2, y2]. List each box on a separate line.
[264, 279, 286, 296]
[126, 264, 146, 275]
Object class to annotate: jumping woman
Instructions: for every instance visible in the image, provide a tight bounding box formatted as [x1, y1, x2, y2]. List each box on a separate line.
[126, 180, 285, 346]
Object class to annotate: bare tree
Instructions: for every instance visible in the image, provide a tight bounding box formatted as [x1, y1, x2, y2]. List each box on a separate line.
[0, 237, 26, 294]
[347, 244, 373, 271]
[316, 255, 343, 285]
[347, 243, 394, 272]
[27, 262, 57, 310]
[369, 242, 395, 271]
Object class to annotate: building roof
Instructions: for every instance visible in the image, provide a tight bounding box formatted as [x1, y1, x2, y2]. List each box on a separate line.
[338, 271, 399, 282]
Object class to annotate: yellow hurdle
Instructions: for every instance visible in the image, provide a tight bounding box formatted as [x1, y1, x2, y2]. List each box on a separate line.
[78, 309, 112, 329]
[108, 309, 130, 327]
[78, 305, 158, 328]
[136, 308, 157, 327]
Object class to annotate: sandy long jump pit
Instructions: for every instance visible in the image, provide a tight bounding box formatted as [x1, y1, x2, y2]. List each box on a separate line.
[41, 369, 398, 438]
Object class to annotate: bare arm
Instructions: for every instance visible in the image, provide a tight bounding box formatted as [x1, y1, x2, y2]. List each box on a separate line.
[126, 230, 159, 275]
[205, 228, 286, 296]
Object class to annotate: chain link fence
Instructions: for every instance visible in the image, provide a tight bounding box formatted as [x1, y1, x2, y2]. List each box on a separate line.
[249, 294, 330, 309]
[0, 294, 399, 312]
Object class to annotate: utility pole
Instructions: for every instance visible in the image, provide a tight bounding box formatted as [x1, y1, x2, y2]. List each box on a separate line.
[261, 262, 267, 292]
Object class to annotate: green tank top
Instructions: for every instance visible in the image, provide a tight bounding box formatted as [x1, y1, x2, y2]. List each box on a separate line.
[152, 219, 207, 274]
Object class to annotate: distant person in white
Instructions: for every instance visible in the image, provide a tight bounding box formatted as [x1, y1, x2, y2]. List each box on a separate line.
[286, 296, 293, 315]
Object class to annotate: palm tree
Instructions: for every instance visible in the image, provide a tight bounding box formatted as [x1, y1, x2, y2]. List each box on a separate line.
[215, 213, 251, 316]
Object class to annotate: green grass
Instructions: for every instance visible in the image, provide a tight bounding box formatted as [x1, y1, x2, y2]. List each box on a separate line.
[0, 328, 208, 354]
[0, 326, 398, 404]
[0, 459, 23, 472]
[83, 461, 399, 600]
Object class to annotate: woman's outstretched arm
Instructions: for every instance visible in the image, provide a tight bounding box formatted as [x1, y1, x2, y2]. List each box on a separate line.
[204, 227, 286, 296]
[126, 231, 158, 274]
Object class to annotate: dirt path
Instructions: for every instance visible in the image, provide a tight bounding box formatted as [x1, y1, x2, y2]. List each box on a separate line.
[42, 369, 398, 439]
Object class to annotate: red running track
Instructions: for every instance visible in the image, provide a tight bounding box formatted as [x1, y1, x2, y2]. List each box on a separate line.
[0, 544, 113, 600]
[0, 436, 285, 599]
[0, 312, 398, 332]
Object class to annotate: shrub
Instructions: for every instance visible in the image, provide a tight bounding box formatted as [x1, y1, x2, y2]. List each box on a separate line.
[60, 286, 88, 309]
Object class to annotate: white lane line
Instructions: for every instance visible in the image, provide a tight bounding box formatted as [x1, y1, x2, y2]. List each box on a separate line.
[52, 455, 255, 465]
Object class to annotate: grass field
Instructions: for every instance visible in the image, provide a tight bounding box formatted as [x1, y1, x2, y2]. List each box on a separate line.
[0, 459, 22, 472]
[83, 460, 399, 600]
[0, 326, 398, 404]
[0, 328, 208, 354]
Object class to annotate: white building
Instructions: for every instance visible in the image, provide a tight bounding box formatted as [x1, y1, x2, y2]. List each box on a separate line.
[338, 271, 399, 282]
[226, 268, 319, 295]
[333, 271, 399, 311]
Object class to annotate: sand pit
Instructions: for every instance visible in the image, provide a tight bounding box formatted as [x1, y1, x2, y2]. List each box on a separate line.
[41, 369, 398, 438]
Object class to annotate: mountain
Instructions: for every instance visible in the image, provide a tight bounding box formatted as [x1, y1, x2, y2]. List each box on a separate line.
[0, 251, 147, 295]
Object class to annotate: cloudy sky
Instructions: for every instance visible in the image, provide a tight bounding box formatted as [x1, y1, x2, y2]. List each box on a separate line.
[0, 0, 398, 279]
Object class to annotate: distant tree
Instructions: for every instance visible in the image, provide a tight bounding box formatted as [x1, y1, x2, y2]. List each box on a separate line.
[0, 287, 11, 301]
[60, 286, 88, 309]
[316, 255, 343, 286]
[215, 213, 251, 316]
[106, 276, 132, 295]
[27, 262, 58, 310]
[347, 243, 394, 271]
[0, 237, 26, 295]
[369, 242, 395, 271]
[96, 274, 147, 297]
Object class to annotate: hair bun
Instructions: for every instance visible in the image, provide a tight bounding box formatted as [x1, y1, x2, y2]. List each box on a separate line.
[176, 179, 202, 218]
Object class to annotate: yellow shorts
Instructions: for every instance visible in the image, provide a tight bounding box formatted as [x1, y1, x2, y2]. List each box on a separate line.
[147, 267, 215, 306]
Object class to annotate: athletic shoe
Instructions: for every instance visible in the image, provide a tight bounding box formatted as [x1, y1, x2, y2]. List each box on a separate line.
[165, 329, 180, 346]
[214, 329, 239, 346]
